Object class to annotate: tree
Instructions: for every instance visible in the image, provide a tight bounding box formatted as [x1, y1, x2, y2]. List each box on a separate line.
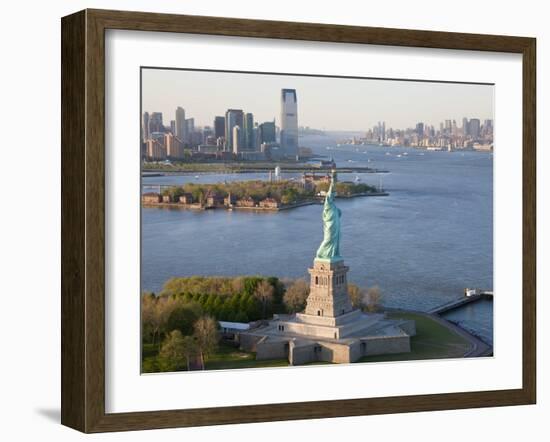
[166, 301, 202, 336]
[243, 277, 263, 297]
[141, 294, 177, 348]
[141, 293, 156, 343]
[160, 330, 189, 371]
[193, 316, 219, 369]
[254, 280, 274, 319]
[245, 296, 261, 320]
[365, 285, 383, 312]
[231, 277, 245, 294]
[348, 283, 366, 310]
[283, 279, 310, 313]
[180, 335, 198, 371]
[267, 276, 285, 308]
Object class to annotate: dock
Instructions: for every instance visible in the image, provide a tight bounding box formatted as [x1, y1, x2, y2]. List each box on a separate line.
[428, 289, 493, 315]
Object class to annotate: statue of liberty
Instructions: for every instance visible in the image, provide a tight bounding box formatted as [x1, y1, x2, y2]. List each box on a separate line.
[316, 171, 342, 261]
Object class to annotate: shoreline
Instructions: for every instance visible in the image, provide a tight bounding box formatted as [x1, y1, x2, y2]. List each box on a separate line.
[142, 192, 389, 212]
[142, 166, 390, 176]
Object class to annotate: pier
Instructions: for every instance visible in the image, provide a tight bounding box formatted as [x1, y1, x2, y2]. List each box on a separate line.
[428, 289, 493, 315]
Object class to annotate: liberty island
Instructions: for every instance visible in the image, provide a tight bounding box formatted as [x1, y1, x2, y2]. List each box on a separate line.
[239, 171, 416, 365]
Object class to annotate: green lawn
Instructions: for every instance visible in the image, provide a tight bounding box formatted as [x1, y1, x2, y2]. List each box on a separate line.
[141, 341, 288, 373]
[204, 342, 289, 370]
[356, 312, 471, 363]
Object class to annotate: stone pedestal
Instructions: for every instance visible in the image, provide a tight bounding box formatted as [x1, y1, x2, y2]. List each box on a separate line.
[305, 258, 353, 317]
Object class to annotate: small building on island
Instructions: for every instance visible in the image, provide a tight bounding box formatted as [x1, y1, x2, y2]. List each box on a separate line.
[142, 192, 162, 204]
[259, 197, 280, 209]
[162, 194, 171, 203]
[205, 191, 224, 208]
[224, 193, 237, 207]
[236, 196, 256, 208]
[178, 193, 194, 205]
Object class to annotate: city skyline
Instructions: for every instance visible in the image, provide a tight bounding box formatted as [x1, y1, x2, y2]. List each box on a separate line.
[142, 68, 494, 132]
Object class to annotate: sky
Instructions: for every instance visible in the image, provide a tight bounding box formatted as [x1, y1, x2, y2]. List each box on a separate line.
[141, 68, 494, 132]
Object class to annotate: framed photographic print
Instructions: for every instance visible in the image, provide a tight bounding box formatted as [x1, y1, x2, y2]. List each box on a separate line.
[61, 9, 536, 433]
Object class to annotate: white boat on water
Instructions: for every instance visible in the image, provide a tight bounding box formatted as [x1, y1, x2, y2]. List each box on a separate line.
[354, 176, 361, 182]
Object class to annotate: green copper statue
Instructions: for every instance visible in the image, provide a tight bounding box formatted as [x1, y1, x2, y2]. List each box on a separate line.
[316, 171, 342, 261]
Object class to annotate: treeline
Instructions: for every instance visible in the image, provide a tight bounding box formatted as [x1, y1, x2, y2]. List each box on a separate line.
[142, 276, 286, 373]
[161, 276, 286, 321]
[162, 180, 315, 205]
[316, 181, 377, 196]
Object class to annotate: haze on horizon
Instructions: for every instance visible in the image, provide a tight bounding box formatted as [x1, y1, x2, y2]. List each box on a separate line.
[142, 68, 494, 132]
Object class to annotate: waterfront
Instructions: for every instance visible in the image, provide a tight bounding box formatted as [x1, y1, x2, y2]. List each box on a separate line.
[142, 133, 493, 344]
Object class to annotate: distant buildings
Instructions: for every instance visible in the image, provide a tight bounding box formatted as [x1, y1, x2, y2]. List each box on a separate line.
[141, 85, 491, 163]
[142, 87, 305, 161]
[360, 117, 492, 151]
[280, 88, 298, 158]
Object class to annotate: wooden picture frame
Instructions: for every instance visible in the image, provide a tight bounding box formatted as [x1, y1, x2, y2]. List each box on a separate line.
[61, 8, 536, 433]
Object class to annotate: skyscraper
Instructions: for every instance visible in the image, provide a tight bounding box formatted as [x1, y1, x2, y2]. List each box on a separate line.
[415, 122, 424, 137]
[244, 113, 254, 150]
[148, 112, 163, 134]
[185, 118, 195, 137]
[469, 118, 481, 138]
[214, 116, 225, 139]
[175, 107, 186, 142]
[142, 112, 150, 142]
[225, 109, 244, 152]
[280, 89, 298, 158]
[462, 117, 469, 136]
[259, 121, 276, 144]
[232, 125, 242, 154]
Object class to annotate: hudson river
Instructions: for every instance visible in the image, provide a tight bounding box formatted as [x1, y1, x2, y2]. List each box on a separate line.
[141, 133, 493, 344]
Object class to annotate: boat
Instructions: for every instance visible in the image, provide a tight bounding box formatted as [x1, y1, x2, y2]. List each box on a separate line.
[354, 175, 361, 183]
